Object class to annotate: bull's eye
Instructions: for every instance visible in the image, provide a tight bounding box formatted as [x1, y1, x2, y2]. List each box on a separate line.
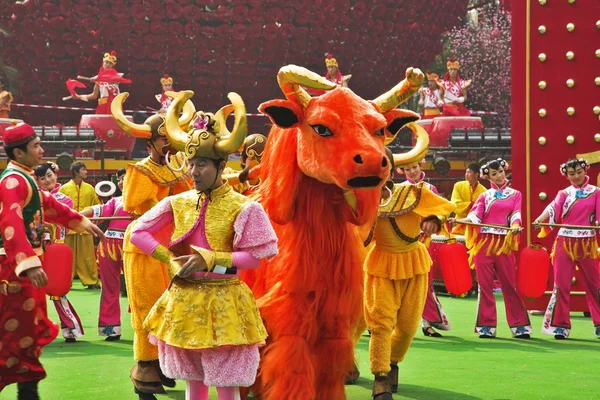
[375, 128, 385, 137]
[310, 124, 333, 137]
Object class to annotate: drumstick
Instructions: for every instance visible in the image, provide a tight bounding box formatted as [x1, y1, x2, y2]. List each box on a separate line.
[534, 222, 600, 230]
[77, 75, 92, 81]
[62, 95, 75, 101]
[89, 216, 133, 221]
[458, 220, 514, 230]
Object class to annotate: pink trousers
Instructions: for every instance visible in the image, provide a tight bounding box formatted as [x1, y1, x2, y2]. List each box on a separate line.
[473, 241, 531, 336]
[543, 236, 600, 338]
[422, 269, 451, 331]
[97, 238, 123, 337]
[52, 296, 84, 339]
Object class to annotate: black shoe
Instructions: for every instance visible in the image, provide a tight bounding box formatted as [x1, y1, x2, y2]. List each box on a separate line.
[64, 337, 77, 343]
[422, 327, 443, 338]
[554, 334, 566, 340]
[515, 333, 531, 339]
[87, 284, 102, 290]
[105, 335, 121, 342]
[18, 380, 40, 400]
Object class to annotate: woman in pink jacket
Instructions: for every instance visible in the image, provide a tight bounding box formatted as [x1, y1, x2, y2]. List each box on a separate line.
[456, 158, 531, 338]
[534, 158, 600, 339]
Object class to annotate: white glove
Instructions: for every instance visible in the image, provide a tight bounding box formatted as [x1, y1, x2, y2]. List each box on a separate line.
[457, 97, 465, 104]
[436, 101, 443, 107]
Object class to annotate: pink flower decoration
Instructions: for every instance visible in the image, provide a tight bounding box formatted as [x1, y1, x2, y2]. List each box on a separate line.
[193, 115, 210, 130]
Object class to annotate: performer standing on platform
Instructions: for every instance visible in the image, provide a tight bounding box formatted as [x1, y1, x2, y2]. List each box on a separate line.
[131, 91, 278, 400]
[0, 78, 14, 119]
[69, 51, 131, 114]
[441, 58, 471, 117]
[80, 168, 131, 341]
[455, 158, 531, 339]
[111, 93, 193, 398]
[156, 74, 175, 113]
[34, 162, 85, 344]
[401, 161, 453, 337]
[307, 54, 352, 96]
[533, 158, 600, 339]
[451, 163, 487, 235]
[418, 71, 444, 119]
[366, 150, 454, 398]
[0, 122, 103, 398]
[59, 162, 101, 289]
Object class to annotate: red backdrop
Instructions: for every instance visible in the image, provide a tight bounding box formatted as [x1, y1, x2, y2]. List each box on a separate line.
[512, 0, 600, 310]
[0, 0, 468, 128]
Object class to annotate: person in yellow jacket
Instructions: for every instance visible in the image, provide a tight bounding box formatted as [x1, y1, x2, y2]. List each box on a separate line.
[366, 148, 455, 399]
[59, 161, 102, 288]
[450, 163, 487, 235]
[111, 93, 193, 398]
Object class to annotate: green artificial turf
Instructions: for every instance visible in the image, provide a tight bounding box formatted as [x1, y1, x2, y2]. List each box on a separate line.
[2, 287, 599, 399]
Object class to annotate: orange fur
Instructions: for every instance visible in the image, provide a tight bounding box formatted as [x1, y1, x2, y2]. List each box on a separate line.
[244, 87, 413, 400]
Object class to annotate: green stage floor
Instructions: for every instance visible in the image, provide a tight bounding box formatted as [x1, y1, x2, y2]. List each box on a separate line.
[2, 287, 599, 399]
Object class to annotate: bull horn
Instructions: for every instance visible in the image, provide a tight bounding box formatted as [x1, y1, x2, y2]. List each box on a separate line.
[392, 122, 430, 169]
[372, 67, 424, 113]
[165, 91, 195, 153]
[277, 65, 337, 107]
[214, 92, 247, 157]
[165, 90, 196, 128]
[111, 92, 152, 139]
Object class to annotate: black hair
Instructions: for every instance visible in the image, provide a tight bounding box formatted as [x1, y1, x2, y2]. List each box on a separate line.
[480, 158, 508, 176]
[560, 158, 589, 176]
[70, 161, 86, 178]
[34, 162, 58, 178]
[5, 142, 29, 161]
[467, 163, 480, 174]
[116, 168, 126, 178]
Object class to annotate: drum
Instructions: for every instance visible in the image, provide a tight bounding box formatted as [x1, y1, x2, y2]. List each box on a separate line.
[428, 116, 484, 147]
[79, 114, 136, 159]
[429, 234, 477, 295]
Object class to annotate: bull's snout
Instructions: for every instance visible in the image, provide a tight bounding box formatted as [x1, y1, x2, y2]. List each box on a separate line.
[347, 152, 388, 188]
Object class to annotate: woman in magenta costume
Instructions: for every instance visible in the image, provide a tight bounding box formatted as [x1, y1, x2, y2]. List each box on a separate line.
[71, 51, 132, 114]
[34, 162, 85, 344]
[401, 160, 452, 338]
[441, 58, 471, 117]
[455, 158, 531, 338]
[533, 158, 600, 339]
[80, 169, 131, 341]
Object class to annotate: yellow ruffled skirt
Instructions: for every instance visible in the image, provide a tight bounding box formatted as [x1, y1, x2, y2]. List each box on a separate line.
[364, 242, 432, 280]
[143, 277, 267, 350]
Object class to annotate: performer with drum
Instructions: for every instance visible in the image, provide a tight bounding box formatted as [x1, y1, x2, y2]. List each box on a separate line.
[533, 158, 600, 339]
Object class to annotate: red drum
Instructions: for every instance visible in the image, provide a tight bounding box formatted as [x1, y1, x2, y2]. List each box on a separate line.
[427, 116, 484, 147]
[42, 243, 74, 297]
[79, 114, 136, 158]
[0, 118, 24, 137]
[429, 234, 477, 295]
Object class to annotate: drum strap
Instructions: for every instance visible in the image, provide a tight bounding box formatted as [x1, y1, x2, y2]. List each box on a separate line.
[389, 218, 420, 243]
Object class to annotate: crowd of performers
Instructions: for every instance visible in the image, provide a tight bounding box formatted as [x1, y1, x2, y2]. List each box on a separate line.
[0, 52, 599, 400]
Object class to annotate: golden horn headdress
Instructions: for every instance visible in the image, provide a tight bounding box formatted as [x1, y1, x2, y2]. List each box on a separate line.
[165, 90, 247, 160]
[240, 133, 267, 163]
[277, 65, 338, 107]
[111, 92, 195, 139]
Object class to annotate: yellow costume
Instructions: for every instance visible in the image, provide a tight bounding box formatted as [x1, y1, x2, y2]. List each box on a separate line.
[364, 182, 454, 377]
[59, 179, 101, 286]
[122, 153, 191, 361]
[450, 180, 486, 235]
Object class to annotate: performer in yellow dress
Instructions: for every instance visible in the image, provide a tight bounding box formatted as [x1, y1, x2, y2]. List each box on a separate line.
[365, 148, 455, 399]
[111, 92, 193, 398]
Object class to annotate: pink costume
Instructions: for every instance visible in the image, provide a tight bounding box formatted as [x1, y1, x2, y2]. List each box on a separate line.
[90, 196, 131, 338]
[465, 181, 531, 337]
[46, 184, 84, 340]
[539, 176, 600, 338]
[404, 172, 451, 332]
[129, 185, 278, 398]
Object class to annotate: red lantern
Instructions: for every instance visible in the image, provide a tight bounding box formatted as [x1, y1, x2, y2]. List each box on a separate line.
[42, 243, 73, 297]
[439, 240, 472, 295]
[517, 243, 550, 299]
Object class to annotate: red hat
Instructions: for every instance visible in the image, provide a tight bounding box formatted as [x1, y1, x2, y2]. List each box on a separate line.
[3, 121, 37, 147]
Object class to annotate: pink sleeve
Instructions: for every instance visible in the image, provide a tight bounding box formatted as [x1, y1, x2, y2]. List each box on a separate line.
[233, 202, 278, 260]
[596, 190, 600, 227]
[130, 197, 174, 255]
[232, 251, 261, 270]
[102, 198, 116, 217]
[546, 190, 566, 225]
[467, 192, 485, 223]
[510, 190, 522, 226]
